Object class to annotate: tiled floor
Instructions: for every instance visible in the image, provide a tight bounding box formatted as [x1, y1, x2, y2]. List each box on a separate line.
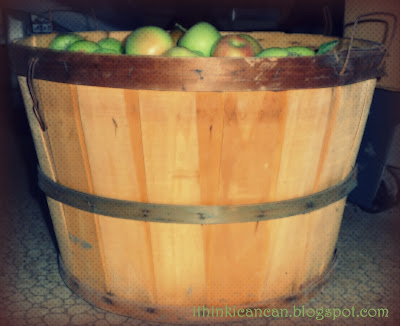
[0, 103, 399, 326]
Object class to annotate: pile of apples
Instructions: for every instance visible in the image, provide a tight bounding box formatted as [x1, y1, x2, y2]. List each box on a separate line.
[48, 21, 338, 57]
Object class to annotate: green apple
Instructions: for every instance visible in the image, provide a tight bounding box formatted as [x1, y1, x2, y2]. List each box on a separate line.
[125, 26, 172, 55]
[93, 48, 120, 54]
[163, 46, 202, 57]
[66, 40, 101, 53]
[286, 46, 315, 56]
[49, 33, 84, 50]
[256, 47, 290, 58]
[98, 37, 124, 54]
[317, 40, 339, 55]
[178, 21, 221, 57]
[239, 34, 263, 55]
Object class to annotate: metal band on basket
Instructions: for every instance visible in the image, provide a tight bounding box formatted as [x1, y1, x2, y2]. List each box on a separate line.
[37, 166, 357, 224]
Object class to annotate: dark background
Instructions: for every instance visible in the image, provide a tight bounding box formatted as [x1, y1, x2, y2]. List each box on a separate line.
[2, 0, 345, 36]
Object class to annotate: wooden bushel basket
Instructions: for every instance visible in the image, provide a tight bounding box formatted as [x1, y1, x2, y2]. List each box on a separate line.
[9, 28, 386, 323]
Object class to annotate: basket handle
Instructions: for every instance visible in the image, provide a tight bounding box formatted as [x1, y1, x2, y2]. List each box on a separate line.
[27, 57, 47, 131]
[340, 12, 398, 75]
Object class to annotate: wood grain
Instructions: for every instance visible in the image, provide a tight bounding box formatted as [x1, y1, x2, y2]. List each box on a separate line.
[76, 85, 154, 302]
[299, 80, 376, 286]
[36, 80, 108, 294]
[261, 87, 334, 299]
[139, 90, 206, 305]
[206, 91, 288, 305]
[17, 76, 78, 285]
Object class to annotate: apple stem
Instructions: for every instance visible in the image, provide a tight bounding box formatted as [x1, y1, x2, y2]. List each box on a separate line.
[174, 23, 187, 33]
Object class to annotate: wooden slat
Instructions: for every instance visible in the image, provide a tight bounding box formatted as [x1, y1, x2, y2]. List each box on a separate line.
[291, 85, 342, 291]
[17, 77, 74, 276]
[195, 93, 225, 206]
[260, 87, 334, 299]
[217, 92, 289, 204]
[299, 80, 376, 286]
[342, 79, 377, 178]
[206, 91, 288, 305]
[37, 80, 108, 294]
[139, 91, 201, 204]
[274, 88, 334, 200]
[303, 199, 346, 278]
[195, 92, 225, 307]
[18, 77, 74, 271]
[137, 90, 206, 305]
[76, 86, 155, 302]
[316, 81, 372, 190]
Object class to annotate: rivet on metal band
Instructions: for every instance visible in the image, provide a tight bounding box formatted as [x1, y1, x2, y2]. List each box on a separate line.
[37, 166, 357, 224]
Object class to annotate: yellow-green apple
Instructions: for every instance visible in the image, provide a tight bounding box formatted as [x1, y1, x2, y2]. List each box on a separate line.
[178, 22, 221, 56]
[97, 37, 124, 54]
[256, 47, 290, 58]
[49, 33, 84, 50]
[286, 46, 315, 56]
[66, 40, 101, 53]
[125, 26, 172, 55]
[163, 46, 202, 57]
[239, 34, 263, 55]
[211, 34, 254, 57]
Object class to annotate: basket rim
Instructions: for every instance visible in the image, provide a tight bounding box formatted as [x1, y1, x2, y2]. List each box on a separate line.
[9, 31, 386, 91]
